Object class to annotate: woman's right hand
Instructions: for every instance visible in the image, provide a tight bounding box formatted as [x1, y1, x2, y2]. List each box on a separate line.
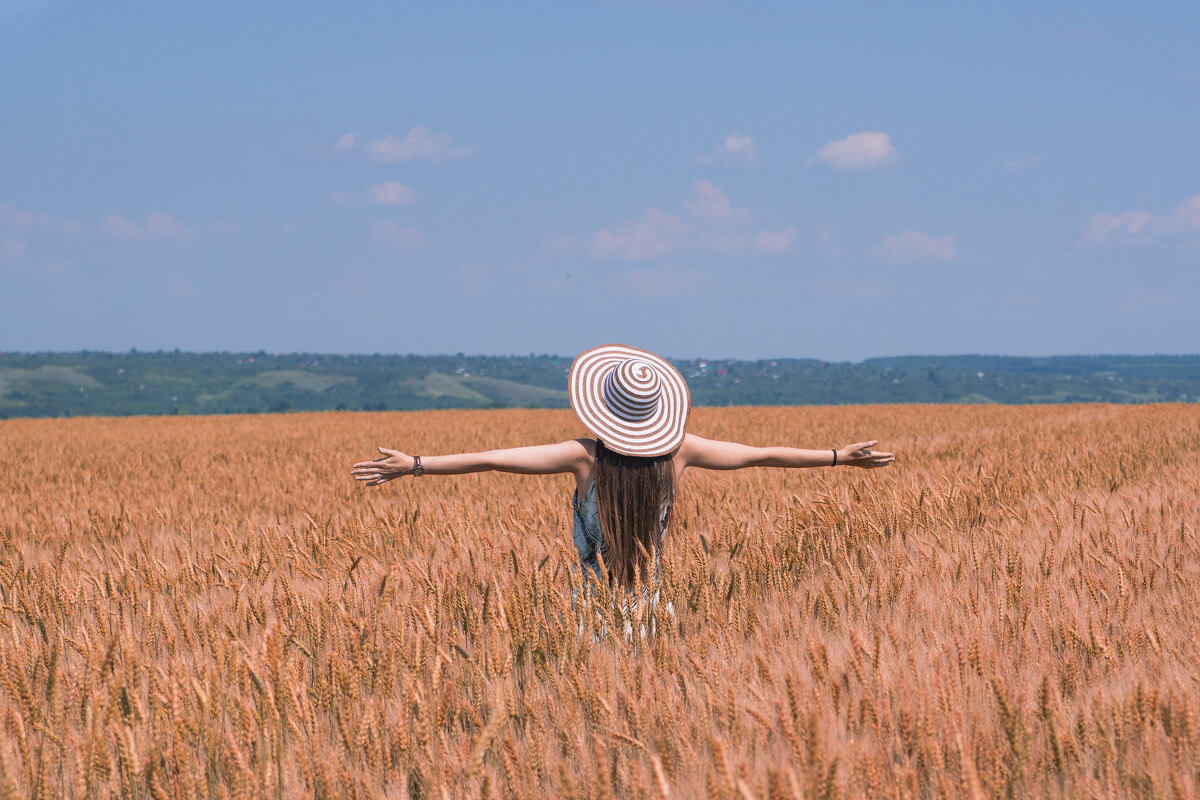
[837, 441, 895, 469]
[351, 447, 416, 486]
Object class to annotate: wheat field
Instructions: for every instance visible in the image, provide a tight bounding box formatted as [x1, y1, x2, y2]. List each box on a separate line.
[0, 404, 1197, 799]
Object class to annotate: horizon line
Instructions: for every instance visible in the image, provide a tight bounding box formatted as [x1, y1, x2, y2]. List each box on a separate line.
[2, 349, 1199, 364]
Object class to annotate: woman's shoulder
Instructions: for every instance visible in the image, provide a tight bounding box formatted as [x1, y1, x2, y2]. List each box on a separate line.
[674, 432, 702, 460]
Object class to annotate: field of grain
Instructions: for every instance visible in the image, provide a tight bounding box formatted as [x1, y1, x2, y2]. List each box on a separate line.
[1, 404, 1198, 799]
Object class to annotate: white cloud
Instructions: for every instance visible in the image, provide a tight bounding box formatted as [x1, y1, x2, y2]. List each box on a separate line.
[145, 212, 187, 238]
[871, 230, 957, 262]
[0, 203, 79, 262]
[371, 219, 426, 252]
[1081, 195, 1200, 246]
[1080, 211, 1154, 246]
[100, 215, 142, 241]
[333, 132, 357, 153]
[364, 181, 416, 206]
[100, 212, 232, 242]
[0, 203, 80, 233]
[589, 209, 687, 261]
[681, 180, 750, 222]
[1166, 195, 1200, 233]
[333, 181, 417, 206]
[367, 126, 472, 163]
[582, 182, 796, 262]
[810, 132, 897, 170]
[1003, 155, 1043, 170]
[696, 132, 759, 165]
[753, 227, 798, 254]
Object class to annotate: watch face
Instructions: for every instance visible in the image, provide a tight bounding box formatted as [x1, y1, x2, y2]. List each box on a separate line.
[412, 466, 424, 476]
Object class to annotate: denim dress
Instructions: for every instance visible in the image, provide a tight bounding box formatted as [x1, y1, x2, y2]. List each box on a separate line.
[571, 482, 676, 639]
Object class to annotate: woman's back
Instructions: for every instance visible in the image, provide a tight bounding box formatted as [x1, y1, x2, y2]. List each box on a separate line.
[572, 478, 673, 586]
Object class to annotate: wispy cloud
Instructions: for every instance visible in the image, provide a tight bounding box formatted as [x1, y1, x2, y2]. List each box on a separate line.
[100, 215, 141, 240]
[0, 203, 80, 233]
[582, 181, 796, 262]
[753, 228, 797, 255]
[696, 132, 759, 166]
[332, 181, 417, 206]
[810, 132, 896, 170]
[100, 212, 234, 242]
[367, 127, 472, 163]
[1081, 195, 1200, 246]
[371, 219, 426, 252]
[680, 180, 750, 222]
[590, 209, 687, 261]
[332, 132, 357, 153]
[0, 203, 79, 262]
[871, 229, 957, 262]
[1003, 155, 1043, 170]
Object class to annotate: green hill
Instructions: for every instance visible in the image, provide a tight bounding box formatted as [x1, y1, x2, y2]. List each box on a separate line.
[0, 350, 1195, 419]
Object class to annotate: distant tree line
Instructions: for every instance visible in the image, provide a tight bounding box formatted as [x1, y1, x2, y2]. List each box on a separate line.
[0, 350, 1197, 419]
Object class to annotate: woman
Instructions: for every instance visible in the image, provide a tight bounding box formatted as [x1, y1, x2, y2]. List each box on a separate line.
[351, 344, 894, 594]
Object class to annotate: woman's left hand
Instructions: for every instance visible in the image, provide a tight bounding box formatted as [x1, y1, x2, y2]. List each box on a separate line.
[351, 447, 415, 486]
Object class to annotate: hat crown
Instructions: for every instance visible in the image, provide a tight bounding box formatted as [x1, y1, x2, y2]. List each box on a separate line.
[602, 359, 661, 421]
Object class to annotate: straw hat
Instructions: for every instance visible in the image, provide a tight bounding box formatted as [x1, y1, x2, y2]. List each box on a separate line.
[568, 344, 691, 457]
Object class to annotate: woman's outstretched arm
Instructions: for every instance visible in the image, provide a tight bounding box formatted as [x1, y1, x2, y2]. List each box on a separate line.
[351, 439, 591, 486]
[678, 433, 894, 472]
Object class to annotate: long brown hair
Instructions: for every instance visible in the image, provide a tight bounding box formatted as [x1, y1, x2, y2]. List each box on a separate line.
[592, 441, 676, 591]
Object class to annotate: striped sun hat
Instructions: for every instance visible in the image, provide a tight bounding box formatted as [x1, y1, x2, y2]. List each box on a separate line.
[568, 344, 691, 457]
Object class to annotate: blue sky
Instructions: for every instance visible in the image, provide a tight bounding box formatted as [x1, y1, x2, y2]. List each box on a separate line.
[2, 0, 1197, 360]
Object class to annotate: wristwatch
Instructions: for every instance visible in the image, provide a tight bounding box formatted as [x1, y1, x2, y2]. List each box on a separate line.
[410, 455, 425, 477]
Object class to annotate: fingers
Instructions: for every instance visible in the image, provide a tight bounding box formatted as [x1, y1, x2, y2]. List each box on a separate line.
[352, 448, 401, 470]
[841, 440, 896, 468]
[859, 452, 896, 469]
[355, 472, 397, 484]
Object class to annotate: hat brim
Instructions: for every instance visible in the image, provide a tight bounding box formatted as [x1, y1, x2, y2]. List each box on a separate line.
[568, 344, 690, 457]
